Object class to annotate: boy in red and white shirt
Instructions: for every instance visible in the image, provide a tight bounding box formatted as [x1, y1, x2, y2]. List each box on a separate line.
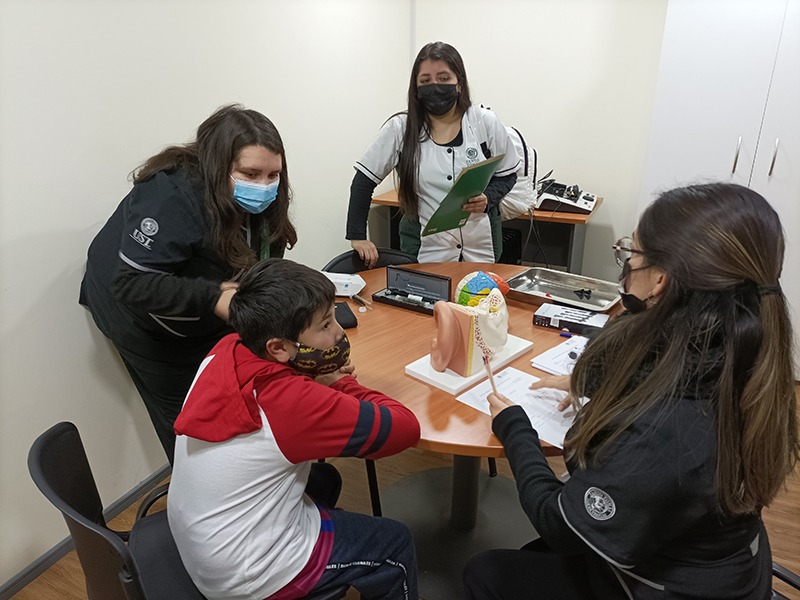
[168, 258, 420, 600]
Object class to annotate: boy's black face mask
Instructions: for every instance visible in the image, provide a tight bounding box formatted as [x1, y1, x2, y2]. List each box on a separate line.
[289, 333, 351, 376]
[417, 83, 459, 116]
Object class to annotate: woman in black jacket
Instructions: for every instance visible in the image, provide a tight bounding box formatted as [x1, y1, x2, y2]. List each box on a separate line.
[465, 183, 798, 599]
[80, 104, 297, 463]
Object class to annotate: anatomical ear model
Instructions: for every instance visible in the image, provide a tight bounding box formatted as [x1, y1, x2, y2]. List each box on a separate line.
[430, 288, 508, 377]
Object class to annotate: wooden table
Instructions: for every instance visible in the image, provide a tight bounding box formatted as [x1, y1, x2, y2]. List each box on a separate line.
[371, 190, 602, 272]
[344, 262, 570, 598]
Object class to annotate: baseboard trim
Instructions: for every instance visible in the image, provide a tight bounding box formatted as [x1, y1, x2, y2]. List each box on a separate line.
[0, 464, 171, 600]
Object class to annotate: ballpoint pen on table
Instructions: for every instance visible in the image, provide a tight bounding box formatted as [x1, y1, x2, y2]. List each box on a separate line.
[482, 354, 499, 395]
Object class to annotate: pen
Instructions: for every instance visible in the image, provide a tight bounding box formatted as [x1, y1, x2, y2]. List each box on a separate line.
[560, 331, 573, 338]
[482, 354, 499, 395]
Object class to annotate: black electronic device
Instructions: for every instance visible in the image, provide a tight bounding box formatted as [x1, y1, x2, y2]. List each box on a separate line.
[371, 266, 451, 315]
[334, 301, 358, 329]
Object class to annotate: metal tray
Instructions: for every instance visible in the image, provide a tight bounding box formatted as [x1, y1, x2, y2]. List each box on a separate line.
[506, 267, 620, 312]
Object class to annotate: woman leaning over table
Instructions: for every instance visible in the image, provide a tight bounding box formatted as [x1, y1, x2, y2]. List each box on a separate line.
[345, 41, 520, 267]
[464, 182, 799, 599]
[79, 104, 297, 464]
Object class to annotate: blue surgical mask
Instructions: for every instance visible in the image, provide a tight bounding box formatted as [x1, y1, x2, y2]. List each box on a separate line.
[231, 176, 279, 214]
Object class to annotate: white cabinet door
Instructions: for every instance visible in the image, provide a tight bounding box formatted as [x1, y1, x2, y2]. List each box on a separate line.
[639, 0, 787, 210]
[750, 0, 800, 374]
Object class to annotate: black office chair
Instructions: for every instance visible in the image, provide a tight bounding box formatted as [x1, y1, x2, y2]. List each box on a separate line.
[772, 561, 800, 599]
[28, 422, 348, 600]
[322, 247, 417, 273]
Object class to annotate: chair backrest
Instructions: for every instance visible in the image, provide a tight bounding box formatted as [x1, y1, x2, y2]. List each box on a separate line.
[29, 422, 346, 600]
[322, 248, 417, 274]
[28, 422, 148, 600]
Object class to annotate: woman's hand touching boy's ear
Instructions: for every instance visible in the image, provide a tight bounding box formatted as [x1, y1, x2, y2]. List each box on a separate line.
[214, 281, 240, 320]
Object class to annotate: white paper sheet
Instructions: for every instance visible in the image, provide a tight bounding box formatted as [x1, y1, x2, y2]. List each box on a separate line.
[530, 335, 588, 376]
[456, 367, 577, 448]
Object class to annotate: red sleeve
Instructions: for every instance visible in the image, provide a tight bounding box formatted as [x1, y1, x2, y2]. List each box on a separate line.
[257, 374, 420, 464]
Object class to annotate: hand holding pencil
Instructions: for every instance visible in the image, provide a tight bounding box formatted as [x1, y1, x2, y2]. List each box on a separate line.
[483, 354, 517, 420]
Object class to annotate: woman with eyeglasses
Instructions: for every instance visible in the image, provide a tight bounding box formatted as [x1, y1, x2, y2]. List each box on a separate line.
[464, 182, 798, 599]
[79, 104, 297, 464]
[345, 41, 520, 267]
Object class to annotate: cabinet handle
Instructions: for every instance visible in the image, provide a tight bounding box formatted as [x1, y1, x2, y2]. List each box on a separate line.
[768, 138, 780, 177]
[731, 136, 742, 174]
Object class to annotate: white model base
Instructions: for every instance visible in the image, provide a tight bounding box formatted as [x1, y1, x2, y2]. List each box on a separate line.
[404, 334, 534, 394]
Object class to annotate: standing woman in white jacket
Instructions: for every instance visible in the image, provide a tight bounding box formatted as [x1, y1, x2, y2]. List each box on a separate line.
[345, 41, 520, 267]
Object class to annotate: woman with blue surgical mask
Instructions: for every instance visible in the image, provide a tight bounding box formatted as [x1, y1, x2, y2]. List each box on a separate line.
[79, 104, 297, 464]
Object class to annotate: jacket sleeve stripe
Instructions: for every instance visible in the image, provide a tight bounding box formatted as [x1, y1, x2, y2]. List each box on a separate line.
[354, 161, 383, 184]
[118, 251, 170, 274]
[362, 405, 392, 456]
[341, 400, 376, 456]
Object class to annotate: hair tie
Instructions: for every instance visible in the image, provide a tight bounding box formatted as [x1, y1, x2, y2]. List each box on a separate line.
[757, 284, 782, 297]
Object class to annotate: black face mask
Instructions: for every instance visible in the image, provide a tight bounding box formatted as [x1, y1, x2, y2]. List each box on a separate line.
[417, 83, 459, 116]
[289, 332, 351, 377]
[618, 260, 649, 314]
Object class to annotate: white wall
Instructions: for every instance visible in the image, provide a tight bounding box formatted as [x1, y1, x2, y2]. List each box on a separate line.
[0, 0, 410, 584]
[0, 0, 666, 586]
[414, 0, 667, 281]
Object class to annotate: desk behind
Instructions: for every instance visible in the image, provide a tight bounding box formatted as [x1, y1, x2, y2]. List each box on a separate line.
[370, 190, 602, 272]
[372, 189, 601, 226]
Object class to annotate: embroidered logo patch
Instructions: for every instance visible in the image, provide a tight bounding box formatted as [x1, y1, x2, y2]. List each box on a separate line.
[584, 487, 615, 521]
[466, 147, 478, 160]
[141, 218, 159, 236]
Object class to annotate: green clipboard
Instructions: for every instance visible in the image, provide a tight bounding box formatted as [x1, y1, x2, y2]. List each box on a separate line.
[421, 154, 505, 237]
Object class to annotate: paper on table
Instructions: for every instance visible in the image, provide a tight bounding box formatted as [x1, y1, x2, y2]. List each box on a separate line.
[530, 335, 588, 376]
[456, 367, 576, 448]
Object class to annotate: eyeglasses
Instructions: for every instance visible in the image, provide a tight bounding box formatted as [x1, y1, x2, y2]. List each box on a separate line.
[612, 236, 646, 268]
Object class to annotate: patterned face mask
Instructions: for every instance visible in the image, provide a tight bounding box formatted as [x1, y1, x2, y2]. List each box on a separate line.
[288, 333, 351, 376]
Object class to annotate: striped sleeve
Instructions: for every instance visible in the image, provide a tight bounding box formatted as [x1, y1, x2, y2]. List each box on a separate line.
[259, 374, 420, 463]
[354, 114, 406, 185]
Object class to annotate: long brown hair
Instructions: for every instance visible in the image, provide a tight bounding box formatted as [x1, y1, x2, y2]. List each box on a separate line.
[133, 104, 297, 269]
[568, 183, 798, 515]
[396, 42, 472, 219]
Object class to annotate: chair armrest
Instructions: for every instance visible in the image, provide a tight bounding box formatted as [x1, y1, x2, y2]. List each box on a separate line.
[773, 562, 800, 590]
[135, 483, 171, 521]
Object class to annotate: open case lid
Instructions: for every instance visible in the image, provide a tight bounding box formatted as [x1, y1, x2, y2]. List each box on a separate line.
[386, 266, 451, 302]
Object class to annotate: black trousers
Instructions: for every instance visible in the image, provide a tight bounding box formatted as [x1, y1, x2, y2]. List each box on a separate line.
[118, 348, 207, 465]
[463, 539, 598, 600]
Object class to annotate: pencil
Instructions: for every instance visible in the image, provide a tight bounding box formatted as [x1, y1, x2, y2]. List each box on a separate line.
[352, 293, 373, 309]
[483, 354, 499, 395]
